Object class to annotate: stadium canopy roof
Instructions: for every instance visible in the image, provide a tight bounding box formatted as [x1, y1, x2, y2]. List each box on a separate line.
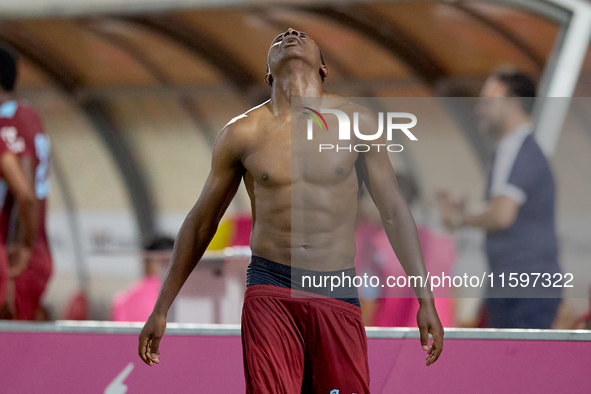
[3, 0, 591, 101]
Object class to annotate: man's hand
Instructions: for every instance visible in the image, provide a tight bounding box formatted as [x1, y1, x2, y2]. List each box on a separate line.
[436, 189, 465, 230]
[138, 313, 166, 366]
[8, 245, 32, 278]
[0, 280, 17, 319]
[417, 302, 444, 366]
[441, 207, 461, 230]
[435, 189, 456, 209]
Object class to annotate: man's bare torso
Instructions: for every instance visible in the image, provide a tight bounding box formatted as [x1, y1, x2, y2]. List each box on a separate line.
[230, 96, 364, 271]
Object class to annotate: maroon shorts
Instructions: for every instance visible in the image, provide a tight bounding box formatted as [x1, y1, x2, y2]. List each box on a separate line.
[14, 246, 52, 320]
[0, 248, 7, 307]
[241, 285, 370, 394]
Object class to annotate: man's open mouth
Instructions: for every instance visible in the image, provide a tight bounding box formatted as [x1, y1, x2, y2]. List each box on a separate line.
[283, 36, 301, 46]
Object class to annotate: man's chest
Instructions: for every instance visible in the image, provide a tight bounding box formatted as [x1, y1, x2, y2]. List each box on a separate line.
[242, 126, 359, 187]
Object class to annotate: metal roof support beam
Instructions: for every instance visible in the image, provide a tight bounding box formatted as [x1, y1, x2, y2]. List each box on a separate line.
[124, 16, 257, 92]
[532, 0, 591, 157]
[453, 3, 545, 70]
[490, 0, 570, 24]
[80, 98, 157, 244]
[50, 153, 90, 291]
[84, 23, 218, 146]
[305, 5, 447, 87]
[0, 27, 158, 244]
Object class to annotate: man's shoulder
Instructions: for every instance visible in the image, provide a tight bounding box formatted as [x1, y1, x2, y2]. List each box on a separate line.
[521, 133, 543, 153]
[18, 102, 42, 122]
[0, 100, 43, 136]
[0, 100, 19, 119]
[1, 100, 39, 117]
[514, 133, 548, 167]
[225, 101, 270, 130]
[213, 101, 270, 155]
[220, 101, 270, 138]
[321, 93, 369, 112]
[331, 98, 376, 124]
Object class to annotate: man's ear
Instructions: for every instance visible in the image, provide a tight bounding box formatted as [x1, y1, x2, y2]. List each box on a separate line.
[265, 73, 273, 86]
[319, 65, 328, 81]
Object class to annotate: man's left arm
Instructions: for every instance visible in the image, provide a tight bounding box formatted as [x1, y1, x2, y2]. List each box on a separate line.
[0, 117, 38, 277]
[7, 156, 35, 273]
[356, 110, 443, 366]
[1, 152, 38, 277]
[444, 195, 519, 232]
[442, 140, 527, 232]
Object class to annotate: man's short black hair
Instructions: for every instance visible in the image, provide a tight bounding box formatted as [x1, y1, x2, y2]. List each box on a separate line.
[144, 236, 175, 251]
[0, 47, 18, 92]
[493, 69, 537, 114]
[266, 47, 326, 84]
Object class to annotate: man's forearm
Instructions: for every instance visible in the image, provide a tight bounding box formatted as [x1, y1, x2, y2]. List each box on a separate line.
[461, 209, 507, 232]
[152, 206, 219, 316]
[381, 203, 433, 304]
[17, 196, 38, 249]
[454, 196, 518, 232]
[17, 156, 37, 248]
[460, 211, 494, 231]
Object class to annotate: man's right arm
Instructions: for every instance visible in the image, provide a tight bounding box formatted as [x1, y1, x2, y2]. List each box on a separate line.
[1, 152, 38, 277]
[139, 123, 245, 365]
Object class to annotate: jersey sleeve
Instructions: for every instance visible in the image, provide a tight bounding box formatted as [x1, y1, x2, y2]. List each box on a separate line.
[506, 137, 547, 204]
[0, 135, 9, 156]
[489, 136, 530, 206]
[0, 120, 15, 157]
[0, 118, 27, 156]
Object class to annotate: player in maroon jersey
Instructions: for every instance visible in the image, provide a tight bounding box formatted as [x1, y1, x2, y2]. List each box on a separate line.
[0, 134, 38, 313]
[0, 47, 50, 320]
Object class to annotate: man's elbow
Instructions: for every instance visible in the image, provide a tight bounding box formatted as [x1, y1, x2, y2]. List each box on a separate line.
[488, 196, 519, 231]
[493, 212, 517, 231]
[379, 208, 401, 228]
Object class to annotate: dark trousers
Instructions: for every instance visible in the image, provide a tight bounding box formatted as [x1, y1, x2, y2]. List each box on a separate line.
[485, 297, 561, 329]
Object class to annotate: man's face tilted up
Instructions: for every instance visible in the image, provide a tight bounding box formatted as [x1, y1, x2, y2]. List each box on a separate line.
[265, 28, 327, 85]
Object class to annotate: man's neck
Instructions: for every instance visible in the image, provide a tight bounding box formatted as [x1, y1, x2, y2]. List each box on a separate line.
[269, 66, 324, 115]
[0, 92, 14, 105]
[498, 113, 532, 141]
